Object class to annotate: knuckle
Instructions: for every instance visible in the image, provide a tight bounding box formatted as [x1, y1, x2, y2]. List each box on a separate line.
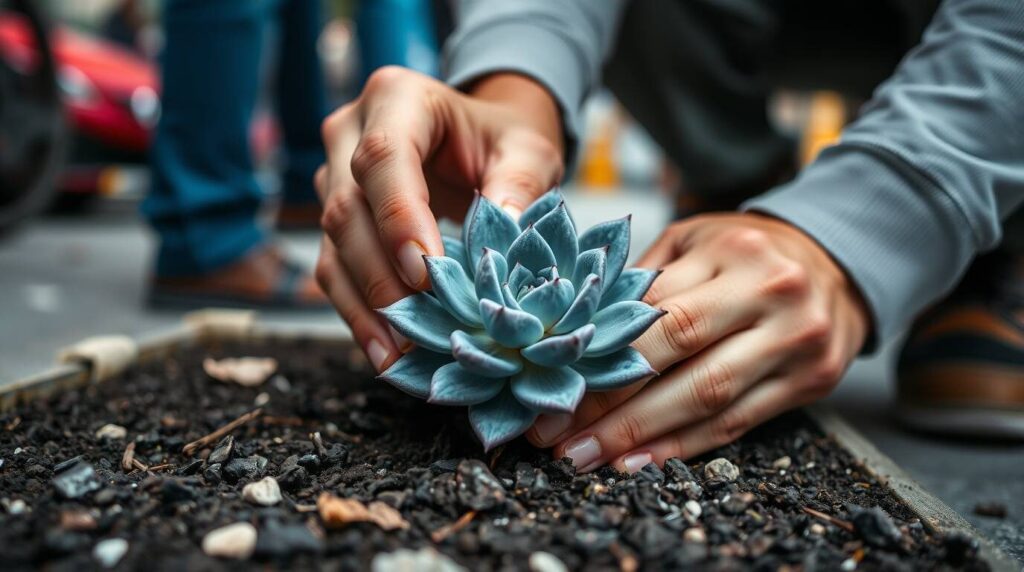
[711, 407, 751, 445]
[314, 256, 334, 294]
[810, 353, 845, 389]
[372, 192, 414, 234]
[661, 302, 708, 356]
[720, 228, 771, 257]
[350, 129, 397, 183]
[362, 271, 401, 308]
[689, 362, 734, 415]
[609, 414, 646, 448]
[319, 198, 347, 239]
[760, 261, 811, 298]
[321, 103, 355, 141]
[364, 65, 412, 92]
[792, 311, 832, 350]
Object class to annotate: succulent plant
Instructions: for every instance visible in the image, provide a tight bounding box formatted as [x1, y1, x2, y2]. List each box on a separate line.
[378, 189, 664, 450]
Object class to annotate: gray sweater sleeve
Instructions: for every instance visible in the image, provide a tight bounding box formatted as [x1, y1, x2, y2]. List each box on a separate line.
[443, 0, 626, 164]
[744, 0, 1024, 345]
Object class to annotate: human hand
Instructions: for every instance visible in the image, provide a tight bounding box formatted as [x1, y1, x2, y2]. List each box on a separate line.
[314, 67, 565, 372]
[527, 213, 871, 472]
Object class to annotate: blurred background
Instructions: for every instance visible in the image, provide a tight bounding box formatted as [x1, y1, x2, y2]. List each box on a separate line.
[0, 0, 1020, 557]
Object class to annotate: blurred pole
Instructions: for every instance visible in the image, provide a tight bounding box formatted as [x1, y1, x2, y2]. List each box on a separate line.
[355, 0, 439, 81]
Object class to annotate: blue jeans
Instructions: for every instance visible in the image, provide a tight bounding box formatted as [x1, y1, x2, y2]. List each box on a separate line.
[144, 0, 326, 277]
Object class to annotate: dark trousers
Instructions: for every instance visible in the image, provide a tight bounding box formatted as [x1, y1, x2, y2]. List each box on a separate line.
[143, 0, 327, 277]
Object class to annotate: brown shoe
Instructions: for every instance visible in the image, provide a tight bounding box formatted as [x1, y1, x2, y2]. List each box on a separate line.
[148, 245, 329, 310]
[896, 251, 1024, 439]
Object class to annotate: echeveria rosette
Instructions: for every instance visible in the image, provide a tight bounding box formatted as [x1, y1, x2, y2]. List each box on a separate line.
[378, 189, 664, 450]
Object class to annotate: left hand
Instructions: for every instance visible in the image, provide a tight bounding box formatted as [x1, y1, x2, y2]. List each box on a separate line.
[526, 213, 871, 473]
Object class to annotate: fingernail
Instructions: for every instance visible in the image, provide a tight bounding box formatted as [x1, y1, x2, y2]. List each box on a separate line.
[397, 241, 427, 288]
[501, 201, 523, 222]
[623, 452, 653, 474]
[365, 338, 390, 372]
[533, 414, 572, 444]
[388, 325, 411, 352]
[564, 435, 601, 470]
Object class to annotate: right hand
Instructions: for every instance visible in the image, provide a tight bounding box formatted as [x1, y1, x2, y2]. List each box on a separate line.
[314, 67, 565, 372]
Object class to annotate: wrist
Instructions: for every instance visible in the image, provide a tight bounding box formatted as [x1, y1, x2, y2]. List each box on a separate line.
[467, 73, 565, 156]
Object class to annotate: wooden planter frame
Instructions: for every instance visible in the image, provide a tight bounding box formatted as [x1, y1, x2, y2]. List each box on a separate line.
[0, 310, 1016, 571]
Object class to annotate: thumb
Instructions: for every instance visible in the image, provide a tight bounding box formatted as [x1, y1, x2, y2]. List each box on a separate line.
[480, 132, 564, 221]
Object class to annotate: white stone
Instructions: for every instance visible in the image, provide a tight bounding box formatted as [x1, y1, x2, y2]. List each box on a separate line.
[771, 456, 792, 470]
[703, 458, 739, 482]
[201, 522, 257, 560]
[371, 547, 465, 572]
[5, 499, 27, 515]
[529, 551, 568, 572]
[809, 523, 826, 536]
[684, 500, 702, 520]
[683, 527, 707, 543]
[93, 538, 129, 568]
[242, 476, 282, 506]
[95, 424, 127, 440]
[254, 392, 271, 407]
[840, 557, 857, 571]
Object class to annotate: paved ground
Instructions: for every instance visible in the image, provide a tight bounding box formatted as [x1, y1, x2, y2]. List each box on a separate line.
[1, 189, 1021, 560]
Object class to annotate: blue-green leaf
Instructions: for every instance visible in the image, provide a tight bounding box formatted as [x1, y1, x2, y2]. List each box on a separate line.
[521, 324, 595, 368]
[442, 235, 471, 276]
[506, 226, 556, 273]
[502, 283, 522, 310]
[518, 277, 575, 328]
[571, 247, 608, 289]
[379, 349, 454, 399]
[450, 330, 522, 377]
[474, 248, 508, 304]
[579, 216, 630, 291]
[534, 203, 578, 278]
[479, 299, 544, 348]
[585, 301, 665, 357]
[378, 294, 464, 353]
[518, 188, 565, 229]
[425, 256, 482, 327]
[429, 362, 505, 406]
[469, 386, 538, 451]
[551, 274, 602, 335]
[600, 268, 660, 309]
[508, 263, 533, 295]
[510, 366, 586, 414]
[573, 347, 656, 390]
[464, 193, 521, 275]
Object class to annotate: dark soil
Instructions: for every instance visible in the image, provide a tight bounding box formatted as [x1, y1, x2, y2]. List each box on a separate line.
[0, 340, 989, 571]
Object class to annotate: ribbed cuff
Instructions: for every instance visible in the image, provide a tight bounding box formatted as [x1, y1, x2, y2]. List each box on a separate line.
[444, 19, 588, 167]
[743, 144, 976, 351]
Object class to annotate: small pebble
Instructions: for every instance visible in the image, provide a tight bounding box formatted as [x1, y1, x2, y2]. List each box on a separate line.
[529, 551, 568, 572]
[5, 499, 27, 515]
[684, 500, 702, 520]
[683, 527, 707, 543]
[772, 456, 792, 470]
[371, 547, 465, 572]
[840, 557, 857, 571]
[850, 505, 902, 549]
[703, 458, 739, 482]
[94, 424, 127, 440]
[93, 538, 129, 568]
[809, 523, 826, 536]
[242, 476, 282, 506]
[973, 502, 1007, 519]
[254, 392, 270, 407]
[201, 522, 257, 560]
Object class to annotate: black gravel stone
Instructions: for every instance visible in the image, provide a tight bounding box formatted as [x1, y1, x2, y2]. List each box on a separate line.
[455, 460, 506, 511]
[850, 505, 903, 549]
[222, 456, 268, 483]
[51, 461, 100, 500]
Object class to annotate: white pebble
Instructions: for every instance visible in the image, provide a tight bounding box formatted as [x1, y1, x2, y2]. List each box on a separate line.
[684, 500, 702, 519]
[95, 424, 127, 440]
[809, 523, 826, 536]
[772, 456, 792, 470]
[241, 476, 282, 506]
[372, 547, 465, 572]
[93, 538, 129, 568]
[683, 527, 707, 543]
[254, 392, 271, 407]
[5, 499, 27, 515]
[840, 557, 857, 571]
[202, 522, 257, 560]
[704, 458, 739, 482]
[529, 551, 568, 572]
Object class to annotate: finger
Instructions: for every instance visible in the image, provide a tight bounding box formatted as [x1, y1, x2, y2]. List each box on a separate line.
[640, 255, 716, 306]
[554, 327, 783, 472]
[634, 221, 700, 269]
[315, 237, 401, 372]
[350, 84, 444, 291]
[479, 130, 564, 220]
[611, 377, 805, 471]
[330, 187, 414, 316]
[637, 275, 763, 372]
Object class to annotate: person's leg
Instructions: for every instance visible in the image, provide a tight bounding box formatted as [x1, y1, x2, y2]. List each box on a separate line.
[603, 0, 796, 214]
[275, 0, 327, 210]
[143, 0, 269, 277]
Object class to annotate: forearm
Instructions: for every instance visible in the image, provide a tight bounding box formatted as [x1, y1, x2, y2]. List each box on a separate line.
[746, 0, 1024, 347]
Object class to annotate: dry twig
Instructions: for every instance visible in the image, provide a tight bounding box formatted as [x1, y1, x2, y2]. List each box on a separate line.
[430, 510, 477, 543]
[182, 408, 263, 456]
[801, 506, 854, 533]
[121, 442, 136, 472]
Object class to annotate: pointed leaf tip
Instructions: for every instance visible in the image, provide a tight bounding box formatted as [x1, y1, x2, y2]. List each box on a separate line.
[469, 386, 538, 451]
